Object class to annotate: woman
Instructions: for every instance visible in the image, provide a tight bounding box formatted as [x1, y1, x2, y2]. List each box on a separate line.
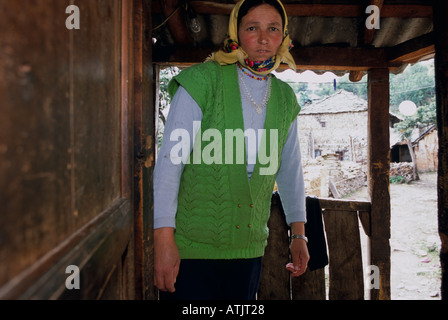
[153, 0, 309, 300]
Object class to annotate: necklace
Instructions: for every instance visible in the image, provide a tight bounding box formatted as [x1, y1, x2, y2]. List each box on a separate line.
[238, 69, 272, 114]
[237, 63, 269, 81]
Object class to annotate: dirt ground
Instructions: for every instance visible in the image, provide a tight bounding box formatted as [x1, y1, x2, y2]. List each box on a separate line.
[346, 171, 441, 300]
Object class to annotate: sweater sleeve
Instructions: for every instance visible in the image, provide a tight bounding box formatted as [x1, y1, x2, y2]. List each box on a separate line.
[276, 117, 307, 225]
[153, 86, 203, 229]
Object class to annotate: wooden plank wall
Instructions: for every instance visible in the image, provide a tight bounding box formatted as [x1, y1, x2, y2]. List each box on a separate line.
[258, 194, 370, 300]
[0, 0, 138, 299]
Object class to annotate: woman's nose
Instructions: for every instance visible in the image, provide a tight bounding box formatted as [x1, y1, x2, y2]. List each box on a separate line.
[258, 32, 268, 44]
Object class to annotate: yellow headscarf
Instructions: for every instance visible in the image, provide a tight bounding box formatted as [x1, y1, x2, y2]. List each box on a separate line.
[206, 0, 296, 75]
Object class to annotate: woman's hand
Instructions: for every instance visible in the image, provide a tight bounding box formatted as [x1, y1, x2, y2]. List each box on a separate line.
[287, 222, 310, 277]
[154, 228, 180, 292]
[288, 237, 310, 277]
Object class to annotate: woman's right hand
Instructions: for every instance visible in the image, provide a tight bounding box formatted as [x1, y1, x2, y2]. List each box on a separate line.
[154, 227, 180, 293]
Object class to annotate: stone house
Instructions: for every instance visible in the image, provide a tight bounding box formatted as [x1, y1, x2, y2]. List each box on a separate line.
[297, 90, 369, 198]
[297, 89, 368, 164]
[390, 124, 438, 172]
[414, 125, 438, 172]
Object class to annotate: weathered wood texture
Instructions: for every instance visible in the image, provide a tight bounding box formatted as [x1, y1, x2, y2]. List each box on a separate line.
[154, 42, 434, 73]
[0, 0, 72, 287]
[258, 194, 291, 300]
[290, 267, 326, 300]
[133, 0, 157, 300]
[323, 210, 364, 300]
[152, 2, 433, 18]
[433, 0, 448, 301]
[154, 46, 390, 71]
[0, 0, 136, 299]
[367, 68, 391, 300]
[259, 194, 370, 300]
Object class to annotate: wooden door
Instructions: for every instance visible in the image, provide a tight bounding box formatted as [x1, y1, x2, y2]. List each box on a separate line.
[0, 0, 154, 299]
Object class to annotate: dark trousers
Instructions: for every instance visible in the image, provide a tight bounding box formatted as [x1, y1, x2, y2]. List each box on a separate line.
[159, 258, 263, 300]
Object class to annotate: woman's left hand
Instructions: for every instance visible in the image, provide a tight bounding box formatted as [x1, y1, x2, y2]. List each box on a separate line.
[288, 238, 310, 277]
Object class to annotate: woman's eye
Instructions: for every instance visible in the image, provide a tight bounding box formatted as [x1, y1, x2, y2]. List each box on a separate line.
[270, 27, 279, 32]
[247, 26, 255, 31]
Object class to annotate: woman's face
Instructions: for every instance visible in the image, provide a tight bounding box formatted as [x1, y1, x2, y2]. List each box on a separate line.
[238, 4, 284, 62]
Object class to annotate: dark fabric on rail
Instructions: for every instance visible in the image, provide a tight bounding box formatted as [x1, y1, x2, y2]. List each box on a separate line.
[305, 196, 329, 271]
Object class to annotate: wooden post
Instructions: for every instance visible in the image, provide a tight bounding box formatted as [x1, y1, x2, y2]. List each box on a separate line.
[133, 0, 157, 300]
[433, 0, 448, 300]
[405, 137, 419, 181]
[367, 68, 391, 300]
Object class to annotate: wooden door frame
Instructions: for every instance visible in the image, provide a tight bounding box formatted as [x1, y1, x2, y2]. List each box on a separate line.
[132, 0, 158, 300]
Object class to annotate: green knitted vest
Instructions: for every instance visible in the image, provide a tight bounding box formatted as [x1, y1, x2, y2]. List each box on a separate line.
[168, 62, 301, 259]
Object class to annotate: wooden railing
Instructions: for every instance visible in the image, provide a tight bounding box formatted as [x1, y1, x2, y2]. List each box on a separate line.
[258, 193, 371, 300]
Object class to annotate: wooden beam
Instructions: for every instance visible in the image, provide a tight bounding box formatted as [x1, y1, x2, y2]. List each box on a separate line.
[350, 0, 383, 82]
[433, 0, 448, 301]
[349, 71, 365, 82]
[151, 2, 433, 18]
[292, 46, 389, 71]
[381, 4, 432, 19]
[153, 40, 436, 73]
[387, 32, 435, 65]
[367, 68, 391, 300]
[363, 0, 384, 45]
[287, 3, 432, 18]
[153, 45, 391, 71]
[318, 197, 371, 213]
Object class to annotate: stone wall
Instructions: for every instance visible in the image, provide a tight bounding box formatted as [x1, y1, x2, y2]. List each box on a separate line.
[302, 154, 367, 198]
[298, 111, 368, 163]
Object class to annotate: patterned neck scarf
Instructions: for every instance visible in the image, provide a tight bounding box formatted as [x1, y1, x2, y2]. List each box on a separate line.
[206, 0, 295, 75]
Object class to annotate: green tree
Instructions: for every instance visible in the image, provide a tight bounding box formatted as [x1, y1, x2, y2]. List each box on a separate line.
[392, 60, 436, 140]
[337, 74, 367, 100]
[389, 61, 435, 114]
[157, 66, 180, 149]
[288, 82, 311, 105]
[393, 101, 437, 139]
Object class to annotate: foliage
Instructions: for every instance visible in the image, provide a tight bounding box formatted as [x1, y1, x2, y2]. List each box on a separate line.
[337, 74, 367, 100]
[288, 82, 311, 105]
[390, 175, 405, 184]
[390, 60, 436, 140]
[157, 66, 180, 149]
[389, 61, 435, 113]
[393, 101, 437, 139]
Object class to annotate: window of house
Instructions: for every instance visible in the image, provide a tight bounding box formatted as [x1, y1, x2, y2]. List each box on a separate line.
[336, 150, 344, 161]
